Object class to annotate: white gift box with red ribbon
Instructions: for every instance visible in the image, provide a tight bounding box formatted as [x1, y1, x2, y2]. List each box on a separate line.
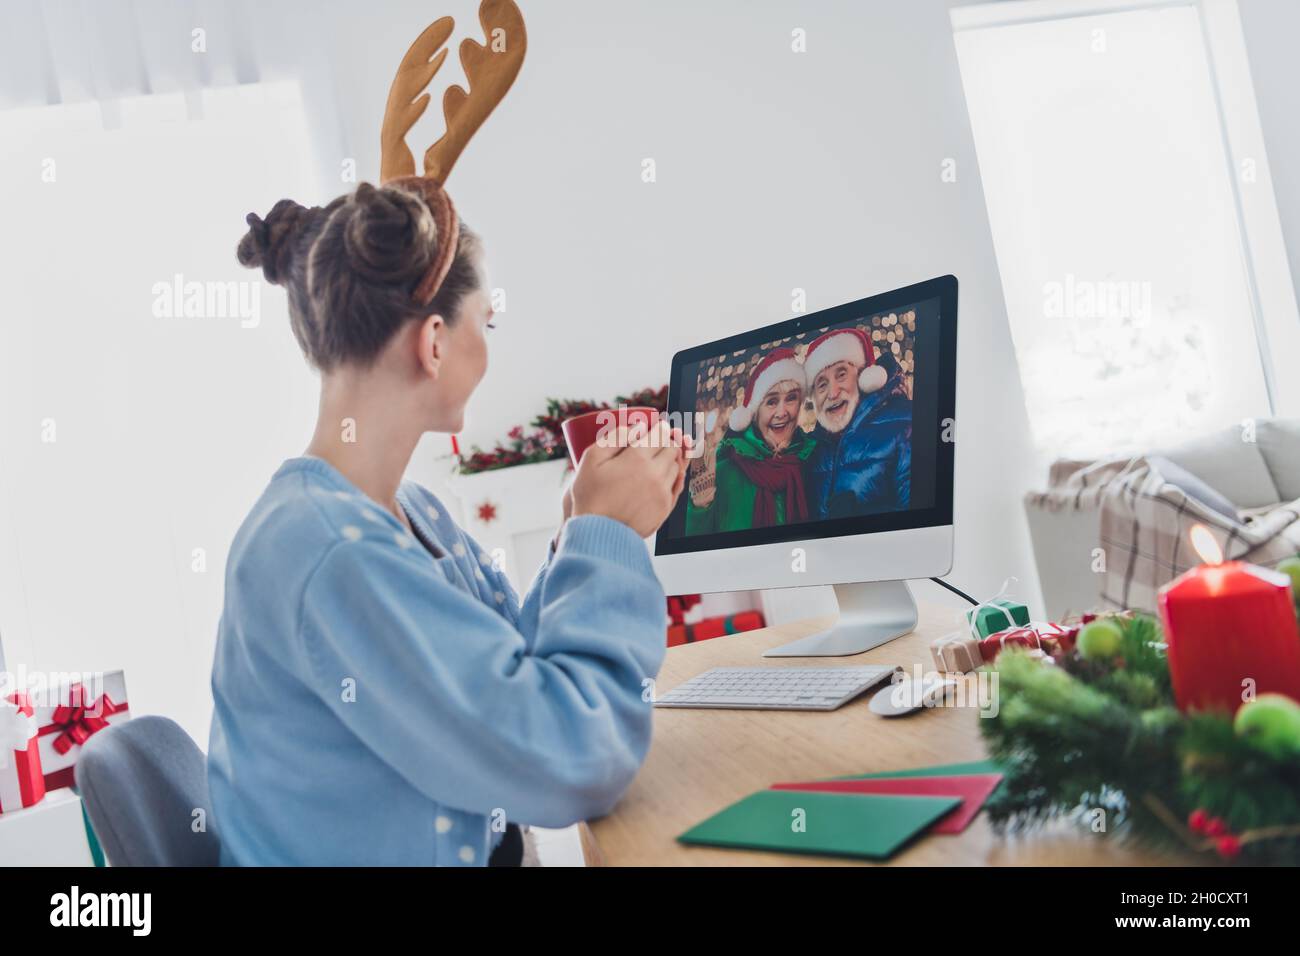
[0, 693, 47, 815]
[32, 671, 131, 794]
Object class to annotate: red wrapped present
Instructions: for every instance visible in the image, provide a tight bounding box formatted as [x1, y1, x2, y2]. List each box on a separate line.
[979, 621, 1075, 663]
[1046, 622, 1079, 655]
[978, 627, 1044, 662]
[0, 693, 47, 815]
[666, 611, 765, 647]
[722, 611, 764, 635]
[34, 672, 130, 793]
[666, 594, 703, 627]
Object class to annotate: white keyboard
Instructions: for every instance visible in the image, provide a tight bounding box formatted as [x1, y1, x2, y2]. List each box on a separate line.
[653, 666, 898, 711]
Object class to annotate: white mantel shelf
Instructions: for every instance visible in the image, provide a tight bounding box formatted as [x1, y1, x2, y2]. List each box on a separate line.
[446, 457, 573, 593]
[447, 457, 784, 623]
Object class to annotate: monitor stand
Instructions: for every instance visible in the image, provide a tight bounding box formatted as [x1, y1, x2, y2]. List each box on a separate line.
[763, 580, 917, 657]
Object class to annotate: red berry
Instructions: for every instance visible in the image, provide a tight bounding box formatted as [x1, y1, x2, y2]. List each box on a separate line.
[1216, 836, 1242, 858]
[1188, 810, 1209, 833]
[1205, 817, 1228, 837]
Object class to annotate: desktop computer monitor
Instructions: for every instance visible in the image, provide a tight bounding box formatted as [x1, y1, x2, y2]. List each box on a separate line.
[653, 275, 957, 657]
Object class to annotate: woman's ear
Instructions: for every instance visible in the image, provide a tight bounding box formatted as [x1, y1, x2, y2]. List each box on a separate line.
[417, 313, 445, 378]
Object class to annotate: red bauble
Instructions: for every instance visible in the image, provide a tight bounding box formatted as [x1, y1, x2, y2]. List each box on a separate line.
[1215, 835, 1242, 859]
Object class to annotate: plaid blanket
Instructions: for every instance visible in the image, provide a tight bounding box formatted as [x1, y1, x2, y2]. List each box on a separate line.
[1031, 457, 1300, 613]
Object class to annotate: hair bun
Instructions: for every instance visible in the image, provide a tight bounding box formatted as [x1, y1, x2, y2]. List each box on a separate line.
[237, 199, 315, 285]
[342, 183, 436, 285]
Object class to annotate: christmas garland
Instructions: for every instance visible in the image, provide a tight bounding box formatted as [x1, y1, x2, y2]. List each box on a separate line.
[457, 386, 668, 474]
[980, 612, 1300, 864]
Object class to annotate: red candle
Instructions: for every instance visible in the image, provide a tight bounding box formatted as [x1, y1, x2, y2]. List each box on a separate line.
[1158, 525, 1300, 714]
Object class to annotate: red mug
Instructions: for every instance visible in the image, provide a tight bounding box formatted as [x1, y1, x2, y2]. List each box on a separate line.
[561, 407, 660, 467]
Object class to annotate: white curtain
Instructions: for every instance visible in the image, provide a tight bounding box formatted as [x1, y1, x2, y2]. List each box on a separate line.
[0, 0, 355, 162]
[0, 0, 344, 739]
[0, 0, 495, 740]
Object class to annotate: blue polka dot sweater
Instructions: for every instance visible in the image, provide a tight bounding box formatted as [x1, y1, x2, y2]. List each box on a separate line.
[208, 457, 666, 865]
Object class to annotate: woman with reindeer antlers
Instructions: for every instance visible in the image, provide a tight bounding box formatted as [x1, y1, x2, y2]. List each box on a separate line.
[207, 2, 688, 866]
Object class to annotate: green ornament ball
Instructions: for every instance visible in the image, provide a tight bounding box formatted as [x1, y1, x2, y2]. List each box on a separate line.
[1077, 619, 1123, 660]
[1276, 556, 1300, 596]
[1234, 693, 1300, 757]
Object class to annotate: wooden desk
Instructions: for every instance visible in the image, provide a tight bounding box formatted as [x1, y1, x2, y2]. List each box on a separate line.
[587, 605, 1186, 866]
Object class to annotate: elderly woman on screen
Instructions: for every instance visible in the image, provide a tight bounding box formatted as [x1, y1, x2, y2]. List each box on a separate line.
[686, 348, 814, 534]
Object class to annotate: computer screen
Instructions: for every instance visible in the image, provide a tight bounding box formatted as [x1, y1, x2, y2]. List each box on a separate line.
[655, 275, 956, 557]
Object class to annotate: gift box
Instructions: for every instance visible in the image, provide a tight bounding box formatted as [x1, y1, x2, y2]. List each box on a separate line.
[1015, 620, 1080, 656]
[979, 622, 1075, 663]
[978, 626, 1045, 662]
[966, 599, 1030, 639]
[930, 632, 984, 673]
[0, 789, 96, 866]
[666, 594, 703, 627]
[667, 611, 765, 648]
[1038, 621, 1078, 656]
[0, 693, 47, 816]
[33, 672, 130, 793]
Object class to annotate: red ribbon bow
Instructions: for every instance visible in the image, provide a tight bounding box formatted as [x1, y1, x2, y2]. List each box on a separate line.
[42, 683, 119, 755]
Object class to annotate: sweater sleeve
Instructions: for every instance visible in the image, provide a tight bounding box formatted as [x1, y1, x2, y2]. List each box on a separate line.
[296, 514, 666, 828]
[515, 547, 554, 648]
[684, 496, 716, 535]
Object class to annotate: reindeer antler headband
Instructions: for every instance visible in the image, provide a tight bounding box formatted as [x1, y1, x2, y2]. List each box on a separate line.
[379, 0, 527, 306]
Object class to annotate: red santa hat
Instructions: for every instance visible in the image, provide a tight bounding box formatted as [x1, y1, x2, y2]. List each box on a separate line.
[728, 347, 806, 432]
[802, 327, 887, 396]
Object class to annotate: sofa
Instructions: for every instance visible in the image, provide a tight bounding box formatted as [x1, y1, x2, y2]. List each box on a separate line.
[1024, 419, 1300, 617]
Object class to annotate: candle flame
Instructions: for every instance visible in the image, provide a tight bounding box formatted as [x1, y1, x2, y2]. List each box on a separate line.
[1190, 523, 1223, 565]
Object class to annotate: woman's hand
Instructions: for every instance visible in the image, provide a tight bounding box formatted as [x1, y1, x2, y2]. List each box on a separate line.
[570, 422, 688, 538]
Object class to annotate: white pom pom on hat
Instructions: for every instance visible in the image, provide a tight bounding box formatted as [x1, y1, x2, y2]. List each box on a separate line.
[859, 363, 887, 393]
[728, 347, 807, 433]
[803, 327, 886, 396]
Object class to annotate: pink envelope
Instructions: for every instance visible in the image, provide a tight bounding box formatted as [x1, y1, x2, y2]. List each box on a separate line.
[770, 774, 1003, 834]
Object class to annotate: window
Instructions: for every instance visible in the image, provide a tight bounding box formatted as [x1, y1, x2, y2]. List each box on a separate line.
[953, 0, 1299, 459]
[0, 82, 318, 740]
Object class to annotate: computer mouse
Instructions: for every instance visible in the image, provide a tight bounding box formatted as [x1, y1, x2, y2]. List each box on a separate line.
[868, 676, 957, 717]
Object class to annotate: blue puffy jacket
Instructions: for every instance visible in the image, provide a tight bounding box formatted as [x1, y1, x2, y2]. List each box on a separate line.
[806, 360, 912, 519]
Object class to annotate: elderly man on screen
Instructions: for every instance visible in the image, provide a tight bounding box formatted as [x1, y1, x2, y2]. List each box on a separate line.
[803, 327, 912, 519]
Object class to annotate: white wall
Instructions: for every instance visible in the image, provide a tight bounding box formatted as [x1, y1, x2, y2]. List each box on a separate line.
[2, 0, 1048, 743]
[0, 84, 322, 743]
[1239, 0, 1300, 310]
[397, 0, 1043, 618]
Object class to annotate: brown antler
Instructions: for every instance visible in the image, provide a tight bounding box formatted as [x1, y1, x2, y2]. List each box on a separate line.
[379, 17, 455, 184]
[423, 0, 527, 184]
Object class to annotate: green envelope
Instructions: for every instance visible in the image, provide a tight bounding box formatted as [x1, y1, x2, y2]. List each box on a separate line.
[678, 789, 960, 860]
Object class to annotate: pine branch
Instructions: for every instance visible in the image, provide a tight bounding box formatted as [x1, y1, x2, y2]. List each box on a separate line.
[980, 614, 1300, 863]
